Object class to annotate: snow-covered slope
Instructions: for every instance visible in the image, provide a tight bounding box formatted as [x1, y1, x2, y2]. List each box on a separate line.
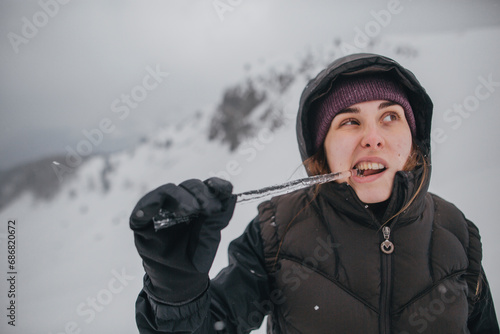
[1, 27, 499, 333]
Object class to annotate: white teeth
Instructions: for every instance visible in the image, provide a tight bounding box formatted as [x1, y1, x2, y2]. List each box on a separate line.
[355, 162, 386, 170]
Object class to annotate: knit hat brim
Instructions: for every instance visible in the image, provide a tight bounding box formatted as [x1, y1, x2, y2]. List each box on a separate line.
[311, 73, 416, 152]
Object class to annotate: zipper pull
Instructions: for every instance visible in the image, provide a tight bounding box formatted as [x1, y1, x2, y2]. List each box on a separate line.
[380, 226, 394, 254]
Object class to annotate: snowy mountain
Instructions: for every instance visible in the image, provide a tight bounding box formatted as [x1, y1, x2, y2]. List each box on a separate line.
[1, 28, 500, 333]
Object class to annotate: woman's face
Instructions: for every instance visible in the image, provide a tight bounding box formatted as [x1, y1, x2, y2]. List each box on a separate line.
[324, 100, 413, 203]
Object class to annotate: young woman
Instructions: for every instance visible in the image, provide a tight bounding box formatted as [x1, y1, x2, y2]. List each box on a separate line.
[130, 53, 499, 333]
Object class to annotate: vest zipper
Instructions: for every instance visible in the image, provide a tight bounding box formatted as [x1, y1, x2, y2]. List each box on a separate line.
[380, 226, 393, 334]
[381, 226, 394, 254]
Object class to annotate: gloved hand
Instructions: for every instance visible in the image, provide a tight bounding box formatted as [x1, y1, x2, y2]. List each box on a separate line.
[130, 177, 237, 303]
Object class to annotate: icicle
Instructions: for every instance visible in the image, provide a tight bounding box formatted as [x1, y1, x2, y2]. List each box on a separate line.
[235, 169, 355, 203]
[153, 169, 356, 231]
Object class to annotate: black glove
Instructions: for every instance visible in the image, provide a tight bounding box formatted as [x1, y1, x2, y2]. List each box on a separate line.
[130, 177, 237, 303]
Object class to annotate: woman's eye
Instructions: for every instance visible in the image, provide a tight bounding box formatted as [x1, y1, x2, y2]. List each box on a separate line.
[341, 118, 359, 126]
[382, 113, 399, 122]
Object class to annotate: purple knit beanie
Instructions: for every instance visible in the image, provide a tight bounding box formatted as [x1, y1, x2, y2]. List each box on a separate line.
[311, 74, 416, 152]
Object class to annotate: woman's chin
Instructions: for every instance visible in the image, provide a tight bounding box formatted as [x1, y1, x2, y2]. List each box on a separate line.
[352, 184, 392, 204]
[349, 172, 395, 204]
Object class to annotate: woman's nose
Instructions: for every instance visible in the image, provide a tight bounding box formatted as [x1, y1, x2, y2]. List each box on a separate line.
[360, 125, 384, 149]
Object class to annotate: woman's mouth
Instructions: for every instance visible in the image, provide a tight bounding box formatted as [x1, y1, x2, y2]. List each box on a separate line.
[354, 162, 387, 177]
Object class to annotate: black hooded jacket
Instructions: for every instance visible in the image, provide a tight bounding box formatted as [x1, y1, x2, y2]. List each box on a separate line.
[135, 54, 499, 333]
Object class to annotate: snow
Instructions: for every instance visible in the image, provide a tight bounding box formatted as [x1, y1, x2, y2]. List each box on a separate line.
[1, 27, 500, 333]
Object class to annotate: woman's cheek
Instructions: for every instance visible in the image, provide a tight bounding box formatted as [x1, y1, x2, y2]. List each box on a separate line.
[396, 142, 412, 168]
[326, 141, 350, 172]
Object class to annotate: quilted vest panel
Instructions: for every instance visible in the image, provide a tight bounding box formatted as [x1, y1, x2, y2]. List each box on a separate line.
[258, 189, 479, 334]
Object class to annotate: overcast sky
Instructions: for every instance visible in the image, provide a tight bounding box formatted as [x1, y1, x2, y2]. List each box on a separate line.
[1, 0, 500, 170]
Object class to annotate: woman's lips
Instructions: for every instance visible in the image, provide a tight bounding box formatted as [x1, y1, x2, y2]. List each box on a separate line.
[351, 158, 388, 183]
[351, 168, 387, 183]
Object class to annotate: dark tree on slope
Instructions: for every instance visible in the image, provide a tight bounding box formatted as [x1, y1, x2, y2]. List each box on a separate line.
[208, 80, 266, 151]
[0, 156, 66, 211]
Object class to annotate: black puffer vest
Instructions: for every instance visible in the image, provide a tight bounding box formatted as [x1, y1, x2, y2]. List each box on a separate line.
[256, 54, 482, 333]
[258, 178, 481, 333]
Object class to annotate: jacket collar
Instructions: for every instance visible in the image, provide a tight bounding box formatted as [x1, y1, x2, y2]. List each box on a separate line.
[317, 165, 430, 228]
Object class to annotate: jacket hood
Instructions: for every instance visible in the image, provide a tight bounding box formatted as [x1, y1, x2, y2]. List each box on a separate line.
[296, 53, 434, 167]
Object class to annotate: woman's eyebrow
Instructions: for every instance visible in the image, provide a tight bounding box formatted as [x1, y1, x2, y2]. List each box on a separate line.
[337, 107, 360, 115]
[336, 101, 399, 116]
[378, 101, 399, 109]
